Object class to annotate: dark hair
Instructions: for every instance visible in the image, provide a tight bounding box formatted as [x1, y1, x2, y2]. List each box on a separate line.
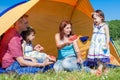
[59, 20, 73, 40]
[92, 10, 105, 22]
[21, 27, 35, 43]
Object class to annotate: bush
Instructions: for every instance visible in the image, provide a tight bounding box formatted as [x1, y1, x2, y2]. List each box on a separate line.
[107, 20, 120, 40]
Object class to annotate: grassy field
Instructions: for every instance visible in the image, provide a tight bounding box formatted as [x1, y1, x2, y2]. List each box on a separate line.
[0, 68, 120, 80]
[0, 40, 120, 80]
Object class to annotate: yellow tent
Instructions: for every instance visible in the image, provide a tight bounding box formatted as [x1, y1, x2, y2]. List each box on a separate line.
[0, 0, 120, 66]
[26, 0, 93, 56]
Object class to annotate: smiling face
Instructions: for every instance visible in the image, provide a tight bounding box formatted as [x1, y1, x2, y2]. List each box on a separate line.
[93, 14, 102, 25]
[21, 27, 35, 43]
[92, 10, 105, 26]
[63, 24, 72, 36]
[59, 20, 73, 40]
[27, 32, 35, 42]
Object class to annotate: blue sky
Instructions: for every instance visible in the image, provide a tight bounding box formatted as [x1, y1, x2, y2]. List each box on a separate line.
[0, 0, 119, 21]
[0, 0, 29, 16]
[90, 0, 120, 21]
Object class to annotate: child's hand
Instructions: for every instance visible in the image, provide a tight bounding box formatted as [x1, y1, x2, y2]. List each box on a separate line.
[34, 44, 44, 52]
[31, 58, 37, 63]
[43, 59, 54, 66]
[39, 46, 44, 51]
[34, 44, 40, 50]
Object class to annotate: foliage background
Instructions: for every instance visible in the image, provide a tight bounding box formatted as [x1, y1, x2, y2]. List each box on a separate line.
[108, 20, 120, 55]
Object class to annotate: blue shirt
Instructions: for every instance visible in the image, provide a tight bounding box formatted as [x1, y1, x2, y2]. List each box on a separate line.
[58, 44, 76, 60]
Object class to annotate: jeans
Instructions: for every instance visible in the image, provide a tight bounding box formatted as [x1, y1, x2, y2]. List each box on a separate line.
[5, 61, 54, 75]
[54, 56, 81, 72]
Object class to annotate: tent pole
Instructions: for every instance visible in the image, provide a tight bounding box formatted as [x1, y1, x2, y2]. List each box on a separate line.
[69, 0, 81, 22]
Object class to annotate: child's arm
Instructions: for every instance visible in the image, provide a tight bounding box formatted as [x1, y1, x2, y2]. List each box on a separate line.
[34, 44, 44, 52]
[23, 56, 37, 63]
[22, 40, 37, 63]
[22, 40, 26, 54]
[104, 24, 110, 48]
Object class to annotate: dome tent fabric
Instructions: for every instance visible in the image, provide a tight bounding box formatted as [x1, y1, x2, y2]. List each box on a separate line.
[0, 0, 120, 66]
[26, 0, 93, 57]
[0, 0, 39, 36]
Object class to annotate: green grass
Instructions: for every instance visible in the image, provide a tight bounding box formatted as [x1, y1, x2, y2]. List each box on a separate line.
[0, 40, 120, 80]
[0, 68, 120, 80]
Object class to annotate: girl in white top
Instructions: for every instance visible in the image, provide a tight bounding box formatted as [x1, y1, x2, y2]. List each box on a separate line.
[87, 10, 110, 63]
[87, 10, 110, 76]
[21, 27, 56, 63]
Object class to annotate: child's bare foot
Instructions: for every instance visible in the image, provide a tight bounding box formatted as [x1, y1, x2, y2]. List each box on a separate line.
[95, 63, 103, 76]
[91, 69, 96, 74]
[103, 67, 108, 75]
[96, 69, 102, 76]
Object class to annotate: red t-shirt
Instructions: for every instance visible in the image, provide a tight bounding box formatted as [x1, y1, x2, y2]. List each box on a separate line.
[0, 27, 23, 68]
